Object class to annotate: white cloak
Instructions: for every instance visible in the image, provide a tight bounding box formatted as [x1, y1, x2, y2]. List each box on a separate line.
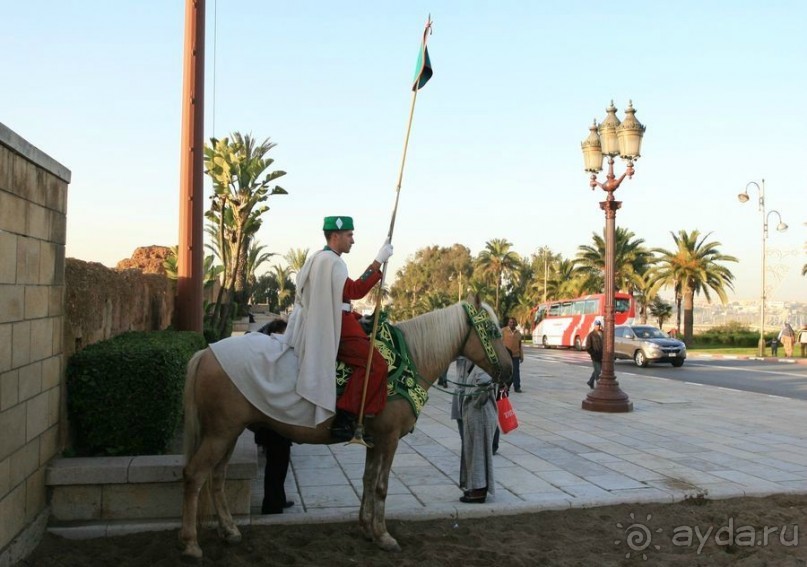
[282, 248, 348, 425]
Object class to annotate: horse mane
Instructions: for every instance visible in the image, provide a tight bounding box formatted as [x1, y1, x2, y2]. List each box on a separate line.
[395, 301, 499, 374]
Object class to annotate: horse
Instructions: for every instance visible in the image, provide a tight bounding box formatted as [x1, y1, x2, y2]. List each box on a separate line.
[179, 295, 513, 560]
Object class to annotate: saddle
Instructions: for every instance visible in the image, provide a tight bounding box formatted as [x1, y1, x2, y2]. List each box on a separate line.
[336, 314, 429, 418]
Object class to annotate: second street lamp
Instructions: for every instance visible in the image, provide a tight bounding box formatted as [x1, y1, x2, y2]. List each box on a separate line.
[737, 179, 788, 357]
[580, 100, 645, 413]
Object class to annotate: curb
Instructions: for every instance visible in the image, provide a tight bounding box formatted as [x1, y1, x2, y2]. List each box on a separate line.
[688, 353, 807, 365]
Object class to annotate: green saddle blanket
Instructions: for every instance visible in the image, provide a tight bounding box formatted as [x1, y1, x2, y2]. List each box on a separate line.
[335, 315, 428, 418]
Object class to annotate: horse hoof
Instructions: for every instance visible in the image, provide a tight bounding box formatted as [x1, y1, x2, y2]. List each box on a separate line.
[218, 526, 242, 545]
[180, 544, 203, 563]
[376, 533, 401, 552]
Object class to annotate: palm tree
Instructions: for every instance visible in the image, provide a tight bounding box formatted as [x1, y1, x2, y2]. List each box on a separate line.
[245, 241, 276, 295]
[204, 133, 288, 336]
[511, 295, 537, 332]
[554, 259, 587, 299]
[271, 265, 294, 311]
[575, 227, 653, 295]
[648, 296, 673, 329]
[283, 248, 309, 276]
[475, 238, 521, 316]
[529, 246, 558, 304]
[163, 245, 222, 289]
[649, 230, 738, 344]
[467, 278, 494, 307]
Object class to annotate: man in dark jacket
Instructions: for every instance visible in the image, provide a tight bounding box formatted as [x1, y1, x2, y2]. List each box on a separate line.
[585, 320, 604, 389]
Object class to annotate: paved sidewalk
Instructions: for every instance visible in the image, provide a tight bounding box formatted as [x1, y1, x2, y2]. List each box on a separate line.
[248, 346, 807, 527]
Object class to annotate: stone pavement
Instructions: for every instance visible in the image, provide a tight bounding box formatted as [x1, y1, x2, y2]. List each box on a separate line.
[249, 345, 807, 527]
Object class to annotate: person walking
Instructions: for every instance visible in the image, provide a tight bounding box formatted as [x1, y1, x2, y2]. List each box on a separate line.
[778, 322, 796, 358]
[585, 320, 604, 389]
[451, 358, 497, 504]
[502, 317, 524, 393]
[798, 325, 807, 358]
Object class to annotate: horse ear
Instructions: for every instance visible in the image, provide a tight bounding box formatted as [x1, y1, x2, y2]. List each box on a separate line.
[464, 292, 480, 307]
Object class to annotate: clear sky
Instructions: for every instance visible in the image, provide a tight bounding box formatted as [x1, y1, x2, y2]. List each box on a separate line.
[3, 1, 805, 302]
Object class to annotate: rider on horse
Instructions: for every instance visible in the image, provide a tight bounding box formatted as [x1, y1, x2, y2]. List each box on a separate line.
[283, 215, 394, 440]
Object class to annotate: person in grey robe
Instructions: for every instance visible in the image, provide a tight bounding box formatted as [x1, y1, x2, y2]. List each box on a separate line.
[450, 357, 497, 503]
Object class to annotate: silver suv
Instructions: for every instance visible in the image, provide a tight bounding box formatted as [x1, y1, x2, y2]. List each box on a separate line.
[613, 325, 686, 367]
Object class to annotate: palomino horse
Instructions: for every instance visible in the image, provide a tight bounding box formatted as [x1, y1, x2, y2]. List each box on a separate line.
[179, 296, 513, 560]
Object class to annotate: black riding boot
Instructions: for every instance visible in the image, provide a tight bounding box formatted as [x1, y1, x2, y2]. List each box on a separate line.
[330, 410, 356, 442]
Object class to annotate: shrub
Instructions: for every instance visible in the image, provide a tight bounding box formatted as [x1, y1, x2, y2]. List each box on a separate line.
[691, 325, 774, 348]
[67, 330, 206, 456]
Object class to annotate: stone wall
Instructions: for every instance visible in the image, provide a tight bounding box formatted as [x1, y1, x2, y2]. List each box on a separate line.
[63, 259, 175, 361]
[0, 122, 71, 565]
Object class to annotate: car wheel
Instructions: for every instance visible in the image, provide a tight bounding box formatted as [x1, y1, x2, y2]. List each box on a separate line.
[542, 335, 549, 348]
[671, 359, 684, 367]
[573, 336, 582, 351]
[634, 350, 648, 368]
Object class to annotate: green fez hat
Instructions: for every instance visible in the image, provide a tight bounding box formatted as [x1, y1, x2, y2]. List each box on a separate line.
[323, 216, 354, 231]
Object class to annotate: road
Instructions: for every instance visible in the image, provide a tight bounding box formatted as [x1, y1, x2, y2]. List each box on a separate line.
[525, 345, 807, 401]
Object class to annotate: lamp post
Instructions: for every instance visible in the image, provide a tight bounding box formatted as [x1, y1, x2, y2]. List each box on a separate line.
[449, 272, 463, 302]
[737, 180, 788, 357]
[580, 100, 645, 413]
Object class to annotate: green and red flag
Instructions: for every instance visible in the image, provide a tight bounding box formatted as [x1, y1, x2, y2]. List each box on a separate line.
[412, 17, 433, 91]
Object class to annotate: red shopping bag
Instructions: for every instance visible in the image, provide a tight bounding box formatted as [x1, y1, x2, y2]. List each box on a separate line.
[497, 390, 518, 434]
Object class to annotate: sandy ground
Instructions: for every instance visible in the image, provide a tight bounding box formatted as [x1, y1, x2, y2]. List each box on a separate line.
[21, 493, 807, 566]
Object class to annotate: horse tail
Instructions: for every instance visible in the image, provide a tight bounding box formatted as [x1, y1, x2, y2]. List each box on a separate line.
[183, 349, 205, 465]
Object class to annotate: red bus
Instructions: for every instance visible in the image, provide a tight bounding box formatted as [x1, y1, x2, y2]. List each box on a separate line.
[531, 293, 635, 350]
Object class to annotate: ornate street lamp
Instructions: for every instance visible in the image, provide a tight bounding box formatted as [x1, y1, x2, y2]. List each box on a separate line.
[580, 100, 645, 413]
[737, 180, 788, 357]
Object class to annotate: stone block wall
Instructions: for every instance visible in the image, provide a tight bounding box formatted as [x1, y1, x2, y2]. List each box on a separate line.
[0, 122, 71, 564]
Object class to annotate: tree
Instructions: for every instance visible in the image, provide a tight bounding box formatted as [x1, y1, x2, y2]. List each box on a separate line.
[574, 227, 653, 296]
[419, 290, 452, 312]
[250, 273, 279, 309]
[510, 295, 537, 331]
[388, 244, 473, 320]
[204, 133, 287, 339]
[648, 296, 673, 329]
[245, 241, 276, 296]
[283, 248, 309, 276]
[650, 230, 738, 344]
[163, 245, 222, 290]
[554, 259, 587, 299]
[527, 247, 558, 304]
[475, 238, 521, 317]
[271, 265, 294, 312]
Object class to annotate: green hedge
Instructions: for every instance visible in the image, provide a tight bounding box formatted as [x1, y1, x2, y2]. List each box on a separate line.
[67, 330, 207, 456]
[691, 324, 774, 348]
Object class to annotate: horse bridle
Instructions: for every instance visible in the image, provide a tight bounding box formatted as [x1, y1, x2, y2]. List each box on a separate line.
[461, 302, 504, 382]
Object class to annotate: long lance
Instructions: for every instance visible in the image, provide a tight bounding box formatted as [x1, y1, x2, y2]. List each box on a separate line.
[349, 17, 433, 447]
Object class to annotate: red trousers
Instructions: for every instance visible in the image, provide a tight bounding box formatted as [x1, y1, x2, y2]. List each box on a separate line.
[336, 315, 388, 416]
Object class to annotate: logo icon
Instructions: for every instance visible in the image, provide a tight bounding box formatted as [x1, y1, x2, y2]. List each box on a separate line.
[615, 513, 663, 560]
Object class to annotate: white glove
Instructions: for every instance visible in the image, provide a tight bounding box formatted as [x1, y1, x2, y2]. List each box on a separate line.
[375, 239, 394, 264]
